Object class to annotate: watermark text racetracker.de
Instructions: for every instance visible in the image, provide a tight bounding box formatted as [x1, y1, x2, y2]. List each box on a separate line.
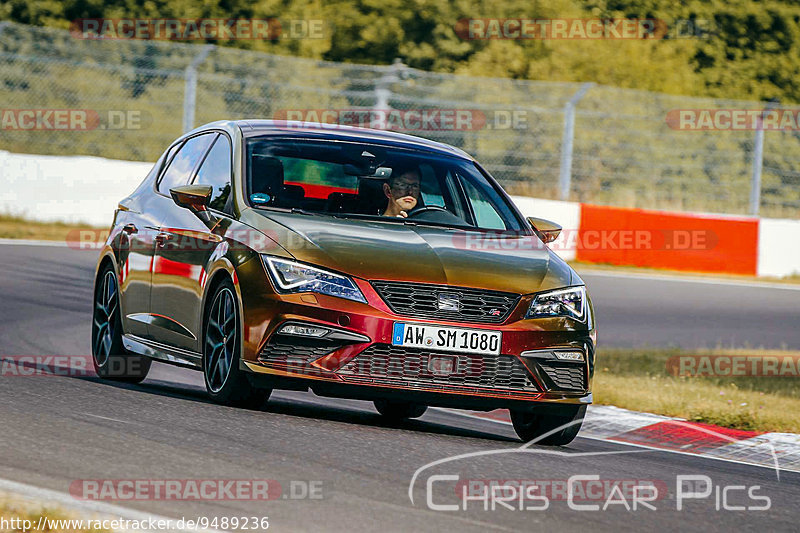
[69, 478, 324, 501]
[454, 18, 714, 40]
[0, 355, 137, 377]
[273, 109, 534, 132]
[1, 109, 149, 131]
[666, 108, 800, 131]
[70, 18, 325, 40]
[667, 354, 800, 377]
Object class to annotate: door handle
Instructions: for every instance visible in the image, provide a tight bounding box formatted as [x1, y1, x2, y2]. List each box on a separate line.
[122, 223, 138, 235]
[155, 232, 172, 246]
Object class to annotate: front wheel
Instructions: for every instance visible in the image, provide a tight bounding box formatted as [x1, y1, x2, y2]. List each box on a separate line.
[91, 264, 151, 383]
[203, 278, 270, 408]
[510, 405, 586, 445]
[373, 400, 427, 421]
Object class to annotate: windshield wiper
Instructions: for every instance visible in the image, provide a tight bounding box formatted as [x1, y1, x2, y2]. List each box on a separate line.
[289, 208, 328, 217]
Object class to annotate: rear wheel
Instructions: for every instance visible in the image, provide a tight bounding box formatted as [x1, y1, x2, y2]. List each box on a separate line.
[510, 405, 586, 445]
[373, 400, 427, 421]
[203, 278, 270, 408]
[91, 264, 151, 383]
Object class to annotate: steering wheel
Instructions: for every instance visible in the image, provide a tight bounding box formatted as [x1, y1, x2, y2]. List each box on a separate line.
[406, 206, 450, 218]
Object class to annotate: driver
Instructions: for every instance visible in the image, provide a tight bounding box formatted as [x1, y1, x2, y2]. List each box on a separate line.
[382, 165, 421, 218]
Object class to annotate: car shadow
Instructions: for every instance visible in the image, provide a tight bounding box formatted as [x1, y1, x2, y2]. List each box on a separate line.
[9, 356, 518, 442]
[70, 371, 519, 443]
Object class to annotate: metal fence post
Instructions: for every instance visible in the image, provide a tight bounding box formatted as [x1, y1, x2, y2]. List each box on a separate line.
[558, 83, 594, 201]
[372, 59, 406, 127]
[749, 101, 778, 216]
[182, 44, 215, 133]
[749, 122, 765, 216]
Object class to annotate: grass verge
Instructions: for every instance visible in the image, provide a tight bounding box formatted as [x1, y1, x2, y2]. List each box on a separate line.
[0, 213, 104, 242]
[0, 495, 111, 533]
[593, 348, 800, 433]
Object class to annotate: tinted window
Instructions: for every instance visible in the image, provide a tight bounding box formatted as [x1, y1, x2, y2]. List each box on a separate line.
[158, 133, 215, 194]
[419, 164, 446, 208]
[161, 141, 182, 173]
[194, 134, 232, 212]
[461, 174, 507, 230]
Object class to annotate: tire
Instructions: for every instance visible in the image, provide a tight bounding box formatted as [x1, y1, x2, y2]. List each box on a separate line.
[374, 400, 428, 420]
[510, 405, 586, 445]
[203, 278, 270, 408]
[91, 263, 151, 383]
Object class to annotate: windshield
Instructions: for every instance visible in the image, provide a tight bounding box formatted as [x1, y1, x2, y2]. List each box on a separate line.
[245, 138, 523, 232]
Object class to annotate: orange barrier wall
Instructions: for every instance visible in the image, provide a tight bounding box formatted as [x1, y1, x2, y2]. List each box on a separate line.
[576, 204, 759, 275]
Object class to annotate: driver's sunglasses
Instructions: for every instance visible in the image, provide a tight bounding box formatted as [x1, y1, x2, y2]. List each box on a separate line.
[391, 182, 421, 194]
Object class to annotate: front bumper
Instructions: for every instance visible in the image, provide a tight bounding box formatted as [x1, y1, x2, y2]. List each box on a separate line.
[237, 260, 595, 409]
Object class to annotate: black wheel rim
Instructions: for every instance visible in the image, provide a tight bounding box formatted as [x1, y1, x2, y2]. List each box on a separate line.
[93, 270, 118, 367]
[205, 288, 236, 393]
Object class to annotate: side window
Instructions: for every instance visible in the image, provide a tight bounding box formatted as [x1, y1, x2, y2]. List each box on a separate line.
[419, 164, 445, 208]
[160, 141, 182, 174]
[194, 134, 233, 213]
[460, 174, 507, 230]
[158, 133, 215, 194]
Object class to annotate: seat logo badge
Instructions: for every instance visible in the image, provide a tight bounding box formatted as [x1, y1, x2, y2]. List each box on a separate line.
[438, 293, 460, 312]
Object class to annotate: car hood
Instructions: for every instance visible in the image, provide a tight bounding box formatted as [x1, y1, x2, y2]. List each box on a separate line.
[242, 210, 575, 295]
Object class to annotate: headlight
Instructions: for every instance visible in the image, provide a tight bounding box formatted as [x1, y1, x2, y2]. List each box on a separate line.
[262, 256, 366, 303]
[526, 286, 586, 321]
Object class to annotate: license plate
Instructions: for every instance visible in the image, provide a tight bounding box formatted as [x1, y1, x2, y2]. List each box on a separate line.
[391, 323, 502, 355]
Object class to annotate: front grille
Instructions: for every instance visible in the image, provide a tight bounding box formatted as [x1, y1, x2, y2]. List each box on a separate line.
[537, 361, 586, 391]
[337, 344, 537, 395]
[371, 281, 520, 324]
[259, 335, 340, 365]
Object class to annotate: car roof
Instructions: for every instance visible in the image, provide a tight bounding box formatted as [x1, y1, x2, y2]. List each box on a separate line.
[222, 119, 474, 160]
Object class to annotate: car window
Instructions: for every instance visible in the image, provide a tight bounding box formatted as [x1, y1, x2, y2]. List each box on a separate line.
[160, 141, 182, 174]
[459, 171, 509, 230]
[158, 133, 215, 194]
[194, 134, 232, 213]
[419, 164, 445, 208]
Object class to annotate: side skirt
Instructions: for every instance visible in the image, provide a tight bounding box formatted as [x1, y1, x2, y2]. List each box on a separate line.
[122, 334, 203, 370]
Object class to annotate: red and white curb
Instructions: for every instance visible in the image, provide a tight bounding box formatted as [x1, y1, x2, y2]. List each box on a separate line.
[445, 405, 800, 474]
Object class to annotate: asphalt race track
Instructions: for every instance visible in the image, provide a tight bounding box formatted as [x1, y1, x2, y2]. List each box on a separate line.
[1, 242, 799, 532]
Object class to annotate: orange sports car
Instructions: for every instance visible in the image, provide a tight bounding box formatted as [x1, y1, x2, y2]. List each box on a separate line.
[92, 120, 596, 444]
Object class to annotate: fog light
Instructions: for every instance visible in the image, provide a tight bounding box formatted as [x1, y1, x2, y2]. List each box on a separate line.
[554, 351, 584, 362]
[278, 324, 329, 338]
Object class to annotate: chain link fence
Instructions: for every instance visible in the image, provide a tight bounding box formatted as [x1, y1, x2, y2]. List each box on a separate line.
[1, 21, 798, 218]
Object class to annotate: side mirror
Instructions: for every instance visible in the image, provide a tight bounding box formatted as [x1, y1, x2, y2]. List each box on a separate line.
[170, 185, 212, 212]
[527, 216, 562, 244]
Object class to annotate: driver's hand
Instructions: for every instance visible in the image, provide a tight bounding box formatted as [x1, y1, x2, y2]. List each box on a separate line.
[397, 211, 408, 218]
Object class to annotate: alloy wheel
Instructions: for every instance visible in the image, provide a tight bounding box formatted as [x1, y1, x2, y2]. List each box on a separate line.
[92, 270, 118, 367]
[205, 287, 237, 393]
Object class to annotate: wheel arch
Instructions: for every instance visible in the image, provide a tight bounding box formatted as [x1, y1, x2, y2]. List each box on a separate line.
[94, 253, 118, 296]
[200, 261, 244, 345]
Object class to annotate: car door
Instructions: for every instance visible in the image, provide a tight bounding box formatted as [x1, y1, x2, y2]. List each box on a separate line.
[117, 142, 181, 341]
[149, 132, 233, 353]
